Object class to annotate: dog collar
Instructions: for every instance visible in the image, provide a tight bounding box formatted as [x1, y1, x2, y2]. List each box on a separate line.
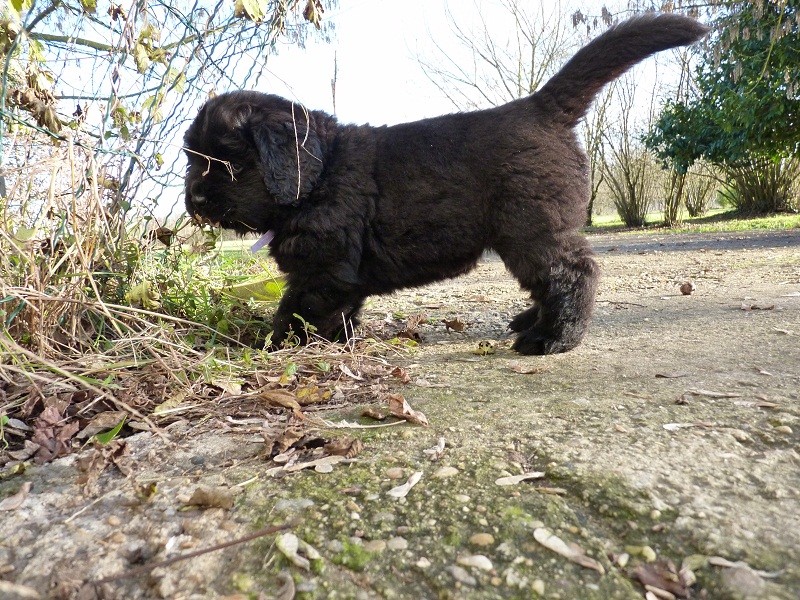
[251, 230, 275, 253]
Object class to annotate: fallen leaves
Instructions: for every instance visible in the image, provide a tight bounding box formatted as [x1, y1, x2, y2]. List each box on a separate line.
[185, 485, 235, 510]
[387, 471, 423, 499]
[632, 560, 692, 598]
[0, 481, 32, 511]
[31, 403, 80, 464]
[388, 394, 429, 426]
[740, 302, 775, 311]
[508, 360, 547, 374]
[495, 472, 545, 486]
[275, 532, 322, 570]
[533, 527, 605, 574]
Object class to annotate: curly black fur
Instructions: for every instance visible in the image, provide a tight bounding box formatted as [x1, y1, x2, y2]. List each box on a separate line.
[184, 14, 707, 354]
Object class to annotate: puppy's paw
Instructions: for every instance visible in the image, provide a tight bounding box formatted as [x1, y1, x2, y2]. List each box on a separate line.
[508, 306, 540, 333]
[512, 329, 578, 355]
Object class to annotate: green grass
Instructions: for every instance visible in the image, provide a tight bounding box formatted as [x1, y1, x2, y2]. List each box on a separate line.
[585, 208, 800, 235]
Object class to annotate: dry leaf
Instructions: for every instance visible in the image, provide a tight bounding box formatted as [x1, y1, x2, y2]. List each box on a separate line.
[632, 560, 691, 598]
[655, 372, 689, 379]
[740, 302, 774, 311]
[495, 472, 545, 486]
[259, 389, 304, 418]
[533, 528, 605, 574]
[388, 393, 429, 426]
[443, 317, 466, 332]
[423, 437, 446, 461]
[508, 360, 547, 374]
[185, 485, 235, 509]
[387, 471, 423, 498]
[339, 364, 363, 380]
[361, 407, 388, 421]
[284, 455, 346, 473]
[390, 366, 411, 383]
[76, 411, 128, 439]
[0, 482, 33, 511]
[323, 437, 363, 458]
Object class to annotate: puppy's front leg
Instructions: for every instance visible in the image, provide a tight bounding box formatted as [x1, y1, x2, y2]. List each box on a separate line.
[271, 284, 362, 347]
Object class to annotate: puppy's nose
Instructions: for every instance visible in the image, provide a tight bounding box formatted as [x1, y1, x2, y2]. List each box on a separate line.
[189, 181, 207, 205]
[191, 193, 207, 206]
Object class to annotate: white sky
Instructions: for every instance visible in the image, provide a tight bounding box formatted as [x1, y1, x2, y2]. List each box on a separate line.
[155, 0, 689, 217]
[237, 0, 595, 125]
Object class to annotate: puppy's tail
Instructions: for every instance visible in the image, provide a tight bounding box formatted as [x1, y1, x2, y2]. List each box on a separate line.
[534, 13, 708, 125]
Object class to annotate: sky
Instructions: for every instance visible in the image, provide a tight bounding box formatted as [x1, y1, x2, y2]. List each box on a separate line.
[154, 0, 690, 217]
[230, 0, 595, 126]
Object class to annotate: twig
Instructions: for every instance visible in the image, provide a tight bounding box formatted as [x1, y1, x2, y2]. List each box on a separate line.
[94, 520, 297, 584]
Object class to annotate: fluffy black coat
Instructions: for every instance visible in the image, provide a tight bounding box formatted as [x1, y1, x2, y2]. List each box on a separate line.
[184, 14, 708, 354]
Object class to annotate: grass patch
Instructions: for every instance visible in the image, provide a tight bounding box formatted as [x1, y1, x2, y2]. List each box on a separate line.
[585, 208, 800, 235]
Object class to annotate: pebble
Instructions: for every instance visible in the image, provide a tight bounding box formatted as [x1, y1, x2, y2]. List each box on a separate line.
[386, 467, 405, 479]
[729, 428, 752, 443]
[416, 557, 431, 569]
[454, 494, 471, 503]
[447, 565, 477, 586]
[363, 540, 386, 553]
[469, 533, 495, 547]
[721, 565, 766, 597]
[387, 537, 408, 551]
[504, 568, 525, 588]
[457, 554, 493, 571]
[107, 515, 122, 527]
[433, 466, 459, 478]
[532, 579, 545, 595]
[774, 425, 793, 434]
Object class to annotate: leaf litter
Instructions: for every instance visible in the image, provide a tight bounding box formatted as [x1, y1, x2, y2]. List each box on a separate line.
[1, 336, 413, 477]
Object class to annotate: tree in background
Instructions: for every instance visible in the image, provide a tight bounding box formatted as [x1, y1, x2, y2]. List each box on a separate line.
[0, 0, 331, 354]
[645, 0, 800, 214]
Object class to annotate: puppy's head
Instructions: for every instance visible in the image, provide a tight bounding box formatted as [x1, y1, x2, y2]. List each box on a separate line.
[183, 91, 325, 234]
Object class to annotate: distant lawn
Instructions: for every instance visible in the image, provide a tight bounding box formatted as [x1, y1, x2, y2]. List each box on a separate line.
[585, 208, 800, 235]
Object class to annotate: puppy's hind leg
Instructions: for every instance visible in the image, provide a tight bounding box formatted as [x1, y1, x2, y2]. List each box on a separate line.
[501, 234, 599, 355]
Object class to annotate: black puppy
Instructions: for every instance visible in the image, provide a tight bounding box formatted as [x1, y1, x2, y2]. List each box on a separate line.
[184, 14, 707, 354]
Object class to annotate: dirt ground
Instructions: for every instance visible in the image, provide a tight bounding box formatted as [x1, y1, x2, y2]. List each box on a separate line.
[1, 228, 799, 599]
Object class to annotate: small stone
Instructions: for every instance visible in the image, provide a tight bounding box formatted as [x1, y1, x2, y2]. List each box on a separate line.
[454, 494, 471, 503]
[457, 554, 493, 571]
[386, 467, 405, 479]
[447, 565, 477, 586]
[642, 546, 657, 562]
[107, 515, 122, 527]
[532, 579, 545, 595]
[774, 425, 793, 434]
[433, 466, 459, 478]
[616, 553, 630, 568]
[729, 429, 752, 443]
[416, 557, 431, 569]
[363, 540, 386, 553]
[505, 568, 525, 588]
[469, 533, 495, 547]
[387, 537, 408, 551]
[109, 531, 126, 544]
[721, 566, 765, 598]
[680, 281, 696, 295]
[650, 509, 662, 520]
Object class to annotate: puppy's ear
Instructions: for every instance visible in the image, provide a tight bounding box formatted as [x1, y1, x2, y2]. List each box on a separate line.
[251, 120, 324, 206]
